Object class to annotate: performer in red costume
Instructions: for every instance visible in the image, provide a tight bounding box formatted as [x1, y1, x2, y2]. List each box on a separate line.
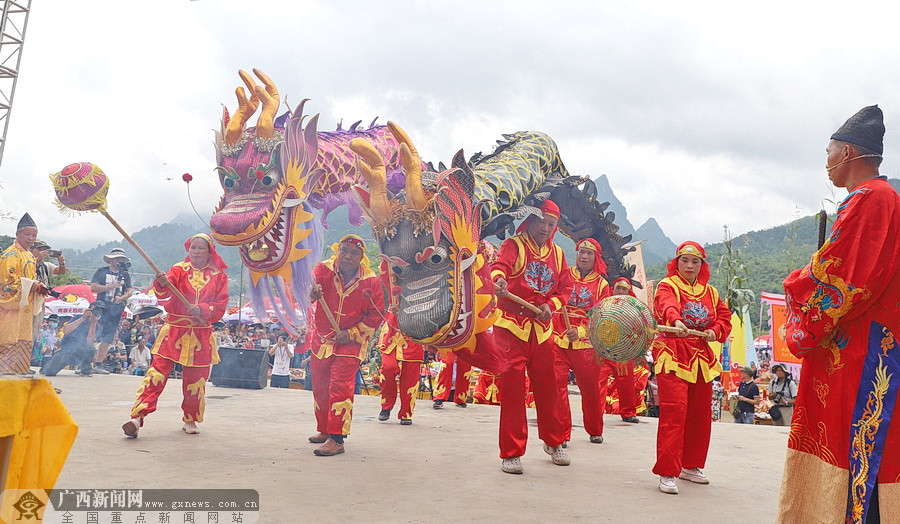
[307, 235, 384, 456]
[432, 351, 472, 409]
[492, 200, 574, 474]
[599, 277, 644, 424]
[553, 238, 611, 444]
[377, 260, 424, 425]
[652, 241, 731, 495]
[123, 234, 228, 438]
[778, 106, 900, 523]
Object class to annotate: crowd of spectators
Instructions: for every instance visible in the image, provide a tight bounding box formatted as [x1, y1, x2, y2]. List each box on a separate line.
[34, 314, 311, 379]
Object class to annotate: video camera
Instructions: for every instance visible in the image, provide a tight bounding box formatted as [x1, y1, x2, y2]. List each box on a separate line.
[87, 301, 107, 315]
[115, 261, 132, 272]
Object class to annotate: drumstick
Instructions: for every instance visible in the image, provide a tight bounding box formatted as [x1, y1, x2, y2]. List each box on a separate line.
[505, 291, 543, 315]
[311, 285, 341, 334]
[656, 325, 709, 338]
[316, 297, 341, 333]
[562, 305, 573, 349]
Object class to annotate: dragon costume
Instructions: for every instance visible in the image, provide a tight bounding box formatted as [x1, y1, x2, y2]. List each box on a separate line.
[209, 70, 634, 370]
[209, 70, 406, 333]
[349, 124, 634, 371]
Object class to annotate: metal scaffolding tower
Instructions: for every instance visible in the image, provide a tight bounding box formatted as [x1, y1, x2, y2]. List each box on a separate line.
[0, 0, 32, 167]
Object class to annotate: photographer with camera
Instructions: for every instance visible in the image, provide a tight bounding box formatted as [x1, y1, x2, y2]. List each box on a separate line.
[767, 364, 797, 426]
[40, 300, 105, 377]
[90, 247, 133, 374]
[30, 240, 67, 345]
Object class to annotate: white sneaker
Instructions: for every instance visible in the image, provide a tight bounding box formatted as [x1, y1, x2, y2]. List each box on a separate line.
[659, 476, 678, 494]
[679, 467, 710, 484]
[501, 457, 523, 474]
[542, 444, 571, 466]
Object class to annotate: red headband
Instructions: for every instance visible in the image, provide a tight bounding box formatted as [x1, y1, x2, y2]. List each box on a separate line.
[184, 233, 228, 270]
[340, 235, 366, 250]
[516, 199, 561, 237]
[576, 237, 608, 276]
[666, 241, 709, 284]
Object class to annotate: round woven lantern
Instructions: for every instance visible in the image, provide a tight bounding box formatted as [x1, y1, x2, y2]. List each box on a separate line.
[588, 295, 656, 362]
[50, 162, 110, 213]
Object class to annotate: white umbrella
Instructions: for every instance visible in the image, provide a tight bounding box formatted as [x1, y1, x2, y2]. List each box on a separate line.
[45, 297, 90, 316]
[223, 307, 259, 324]
[129, 292, 158, 308]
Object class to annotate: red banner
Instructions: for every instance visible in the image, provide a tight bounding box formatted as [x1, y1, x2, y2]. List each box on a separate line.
[771, 304, 801, 364]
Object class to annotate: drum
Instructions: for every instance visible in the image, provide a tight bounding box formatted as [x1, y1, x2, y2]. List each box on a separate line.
[588, 295, 655, 362]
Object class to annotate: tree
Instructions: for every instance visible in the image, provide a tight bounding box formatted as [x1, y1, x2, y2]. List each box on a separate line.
[716, 225, 754, 322]
[50, 272, 84, 287]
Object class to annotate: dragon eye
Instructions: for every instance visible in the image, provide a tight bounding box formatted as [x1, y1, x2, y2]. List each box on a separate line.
[423, 246, 448, 268]
[393, 266, 404, 276]
[223, 178, 236, 189]
[259, 171, 279, 187]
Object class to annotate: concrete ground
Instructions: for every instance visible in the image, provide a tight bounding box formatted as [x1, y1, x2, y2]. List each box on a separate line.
[33, 372, 786, 523]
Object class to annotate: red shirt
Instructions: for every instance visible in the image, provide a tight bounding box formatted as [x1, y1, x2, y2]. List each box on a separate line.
[152, 261, 229, 366]
[491, 233, 573, 343]
[651, 274, 731, 383]
[311, 260, 384, 360]
[553, 266, 610, 350]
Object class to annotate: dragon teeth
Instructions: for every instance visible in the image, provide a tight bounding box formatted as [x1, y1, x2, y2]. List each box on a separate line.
[403, 299, 438, 314]
[405, 288, 439, 302]
[407, 274, 444, 290]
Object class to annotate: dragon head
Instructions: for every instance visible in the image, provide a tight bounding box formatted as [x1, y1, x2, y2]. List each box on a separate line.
[350, 123, 497, 352]
[210, 69, 325, 332]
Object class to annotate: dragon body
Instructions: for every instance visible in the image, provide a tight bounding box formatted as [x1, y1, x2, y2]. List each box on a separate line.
[208, 71, 632, 364]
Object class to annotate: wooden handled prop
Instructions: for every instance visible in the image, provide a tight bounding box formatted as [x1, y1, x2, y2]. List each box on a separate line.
[505, 291, 544, 315]
[50, 162, 193, 309]
[312, 286, 341, 333]
[656, 325, 709, 338]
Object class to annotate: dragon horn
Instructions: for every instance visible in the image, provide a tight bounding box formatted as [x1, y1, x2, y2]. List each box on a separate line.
[224, 70, 261, 145]
[387, 121, 427, 211]
[349, 138, 391, 225]
[252, 68, 279, 139]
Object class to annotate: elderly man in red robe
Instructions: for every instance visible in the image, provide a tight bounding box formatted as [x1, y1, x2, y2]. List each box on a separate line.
[377, 260, 424, 425]
[308, 234, 385, 456]
[492, 200, 573, 474]
[778, 105, 900, 523]
[553, 238, 611, 445]
[123, 233, 229, 438]
[652, 241, 732, 495]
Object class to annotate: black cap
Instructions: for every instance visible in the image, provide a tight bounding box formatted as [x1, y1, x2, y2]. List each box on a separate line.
[17, 213, 35, 231]
[831, 105, 885, 155]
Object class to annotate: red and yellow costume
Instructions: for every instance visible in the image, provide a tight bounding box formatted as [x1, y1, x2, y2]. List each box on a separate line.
[602, 277, 646, 420]
[491, 201, 573, 459]
[552, 238, 611, 440]
[651, 242, 731, 477]
[310, 236, 384, 437]
[433, 351, 473, 404]
[131, 234, 229, 423]
[474, 370, 501, 405]
[603, 362, 650, 416]
[377, 261, 424, 420]
[778, 176, 900, 523]
[474, 368, 536, 408]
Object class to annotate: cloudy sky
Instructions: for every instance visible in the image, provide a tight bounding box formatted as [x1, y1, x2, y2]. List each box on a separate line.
[1, 1, 897, 251]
